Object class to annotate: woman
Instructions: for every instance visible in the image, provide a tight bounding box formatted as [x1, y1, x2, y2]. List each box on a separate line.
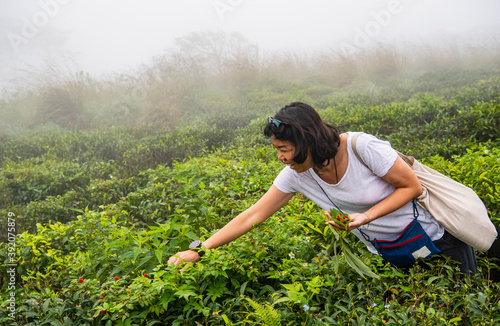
[168, 102, 478, 274]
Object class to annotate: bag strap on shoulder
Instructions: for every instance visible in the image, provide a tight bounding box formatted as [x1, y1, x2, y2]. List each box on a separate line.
[351, 132, 368, 168]
[351, 132, 415, 168]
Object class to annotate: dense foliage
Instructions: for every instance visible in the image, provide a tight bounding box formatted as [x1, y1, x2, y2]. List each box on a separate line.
[1, 69, 500, 325]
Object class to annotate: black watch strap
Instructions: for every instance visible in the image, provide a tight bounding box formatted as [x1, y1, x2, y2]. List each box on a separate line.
[189, 240, 205, 257]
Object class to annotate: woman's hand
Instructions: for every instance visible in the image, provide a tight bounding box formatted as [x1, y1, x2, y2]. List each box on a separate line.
[167, 250, 201, 267]
[325, 211, 371, 231]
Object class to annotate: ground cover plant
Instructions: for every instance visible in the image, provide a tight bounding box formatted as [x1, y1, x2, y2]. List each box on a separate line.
[1, 144, 499, 325]
[1, 46, 500, 324]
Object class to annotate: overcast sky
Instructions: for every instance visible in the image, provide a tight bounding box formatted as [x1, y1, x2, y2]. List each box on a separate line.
[1, 0, 499, 92]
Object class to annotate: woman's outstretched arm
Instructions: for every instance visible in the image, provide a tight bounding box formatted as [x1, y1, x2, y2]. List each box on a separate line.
[167, 185, 294, 265]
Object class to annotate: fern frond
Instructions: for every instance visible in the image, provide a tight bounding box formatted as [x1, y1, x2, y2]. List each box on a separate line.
[243, 297, 281, 326]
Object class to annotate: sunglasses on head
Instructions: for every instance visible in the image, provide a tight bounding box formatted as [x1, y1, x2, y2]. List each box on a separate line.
[268, 116, 287, 128]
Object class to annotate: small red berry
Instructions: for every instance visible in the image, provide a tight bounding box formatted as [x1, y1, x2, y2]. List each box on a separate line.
[343, 216, 349, 220]
[99, 296, 104, 300]
[114, 276, 119, 281]
[143, 273, 147, 278]
[336, 217, 341, 221]
[251, 241, 255, 244]
[78, 278, 84, 283]
[101, 310, 106, 314]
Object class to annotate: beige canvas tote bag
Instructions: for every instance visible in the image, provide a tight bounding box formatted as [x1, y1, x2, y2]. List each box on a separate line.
[352, 132, 497, 251]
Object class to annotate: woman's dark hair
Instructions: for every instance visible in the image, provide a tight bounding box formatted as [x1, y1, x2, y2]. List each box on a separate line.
[263, 102, 341, 167]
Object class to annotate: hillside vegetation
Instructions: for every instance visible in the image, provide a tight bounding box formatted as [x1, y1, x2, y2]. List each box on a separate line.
[1, 38, 500, 325]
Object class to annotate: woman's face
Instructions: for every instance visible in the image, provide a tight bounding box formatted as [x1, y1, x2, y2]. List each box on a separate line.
[271, 137, 313, 173]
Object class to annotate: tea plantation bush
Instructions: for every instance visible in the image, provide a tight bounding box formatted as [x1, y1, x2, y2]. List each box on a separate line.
[1, 147, 499, 325]
[1, 71, 500, 325]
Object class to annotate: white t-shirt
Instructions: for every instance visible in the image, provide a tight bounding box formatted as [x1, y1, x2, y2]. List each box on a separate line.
[273, 132, 444, 255]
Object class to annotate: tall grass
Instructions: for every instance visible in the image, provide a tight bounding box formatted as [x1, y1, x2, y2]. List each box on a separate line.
[2, 32, 500, 134]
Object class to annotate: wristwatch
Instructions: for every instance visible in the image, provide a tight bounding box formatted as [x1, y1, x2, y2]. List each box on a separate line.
[189, 240, 205, 258]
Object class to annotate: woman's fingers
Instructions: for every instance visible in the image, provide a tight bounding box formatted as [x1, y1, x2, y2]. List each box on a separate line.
[325, 220, 343, 230]
[325, 213, 368, 231]
[167, 254, 181, 265]
[167, 250, 200, 266]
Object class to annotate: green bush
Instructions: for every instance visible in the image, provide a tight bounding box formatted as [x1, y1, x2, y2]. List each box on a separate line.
[122, 124, 236, 174]
[1, 69, 500, 325]
[0, 158, 91, 207]
[1, 176, 499, 325]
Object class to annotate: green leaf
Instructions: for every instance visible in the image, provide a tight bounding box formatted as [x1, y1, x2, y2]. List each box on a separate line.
[273, 297, 294, 305]
[174, 289, 197, 300]
[221, 314, 231, 325]
[307, 222, 323, 236]
[174, 283, 198, 300]
[109, 264, 124, 277]
[333, 246, 339, 275]
[240, 281, 248, 295]
[155, 249, 163, 265]
[120, 251, 134, 260]
[135, 253, 154, 270]
[327, 224, 340, 241]
[42, 298, 50, 311]
[340, 238, 379, 279]
[23, 312, 40, 317]
[427, 276, 442, 285]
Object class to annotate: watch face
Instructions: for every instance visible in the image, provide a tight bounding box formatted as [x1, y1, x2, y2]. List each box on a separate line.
[189, 240, 202, 249]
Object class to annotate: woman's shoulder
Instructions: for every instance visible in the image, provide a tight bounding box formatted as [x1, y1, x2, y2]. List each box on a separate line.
[274, 166, 315, 193]
[346, 132, 392, 150]
[346, 132, 397, 176]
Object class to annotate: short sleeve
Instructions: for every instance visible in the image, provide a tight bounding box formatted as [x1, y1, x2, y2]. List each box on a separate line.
[353, 133, 398, 177]
[273, 166, 298, 194]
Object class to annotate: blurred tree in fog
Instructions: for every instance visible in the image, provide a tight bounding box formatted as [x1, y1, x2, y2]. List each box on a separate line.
[170, 30, 259, 77]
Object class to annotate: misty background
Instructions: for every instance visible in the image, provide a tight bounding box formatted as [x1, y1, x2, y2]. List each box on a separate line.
[0, 0, 499, 130]
[2, 0, 499, 87]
